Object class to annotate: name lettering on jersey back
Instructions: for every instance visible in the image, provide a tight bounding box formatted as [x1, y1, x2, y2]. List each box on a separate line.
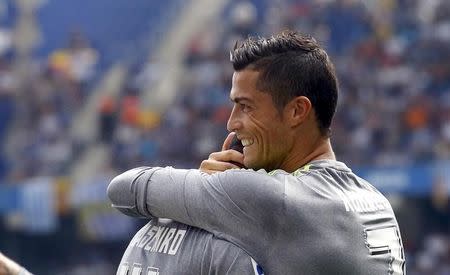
[337, 190, 390, 213]
[131, 224, 187, 255]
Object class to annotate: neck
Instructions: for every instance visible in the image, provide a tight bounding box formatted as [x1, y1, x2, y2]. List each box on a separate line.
[281, 137, 335, 173]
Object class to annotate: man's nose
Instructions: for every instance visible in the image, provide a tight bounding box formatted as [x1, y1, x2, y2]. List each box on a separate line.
[227, 105, 242, 132]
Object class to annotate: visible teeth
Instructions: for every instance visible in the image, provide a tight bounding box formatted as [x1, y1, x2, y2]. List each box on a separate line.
[241, 139, 253, 146]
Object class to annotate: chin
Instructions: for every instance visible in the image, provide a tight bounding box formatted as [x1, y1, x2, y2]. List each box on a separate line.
[243, 159, 255, 169]
[244, 160, 263, 170]
[243, 150, 258, 169]
[248, 159, 277, 171]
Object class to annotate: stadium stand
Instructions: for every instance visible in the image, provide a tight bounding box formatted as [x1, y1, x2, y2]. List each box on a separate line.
[0, 0, 449, 274]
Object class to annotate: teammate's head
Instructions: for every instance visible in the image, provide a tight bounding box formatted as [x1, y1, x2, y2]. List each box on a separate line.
[227, 31, 338, 171]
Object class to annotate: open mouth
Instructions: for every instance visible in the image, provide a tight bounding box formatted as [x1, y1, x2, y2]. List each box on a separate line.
[241, 138, 254, 147]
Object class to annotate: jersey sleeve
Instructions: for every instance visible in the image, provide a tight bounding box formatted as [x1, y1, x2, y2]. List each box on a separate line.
[108, 166, 286, 259]
[107, 166, 156, 218]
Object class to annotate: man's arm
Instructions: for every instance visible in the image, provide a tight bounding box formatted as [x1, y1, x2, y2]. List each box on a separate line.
[106, 167, 156, 218]
[108, 166, 285, 255]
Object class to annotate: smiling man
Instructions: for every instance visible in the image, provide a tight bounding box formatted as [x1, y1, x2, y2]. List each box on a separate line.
[108, 31, 405, 274]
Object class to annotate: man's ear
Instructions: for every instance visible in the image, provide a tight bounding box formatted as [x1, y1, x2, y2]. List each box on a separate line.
[285, 96, 312, 127]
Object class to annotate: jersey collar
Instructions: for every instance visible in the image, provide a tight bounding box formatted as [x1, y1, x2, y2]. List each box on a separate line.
[292, 159, 351, 175]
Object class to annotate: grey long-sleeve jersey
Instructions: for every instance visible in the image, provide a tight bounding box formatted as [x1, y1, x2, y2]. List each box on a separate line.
[115, 218, 261, 275]
[108, 160, 406, 275]
[110, 168, 262, 275]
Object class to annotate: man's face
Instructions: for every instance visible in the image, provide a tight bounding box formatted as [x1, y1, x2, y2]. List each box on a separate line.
[227, 69, 292, 171]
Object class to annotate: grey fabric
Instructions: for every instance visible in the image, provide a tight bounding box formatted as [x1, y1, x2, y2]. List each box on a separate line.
[114, 219, 259, 275]
[109, 160, 405, 275]
[109, 168, 260, 275]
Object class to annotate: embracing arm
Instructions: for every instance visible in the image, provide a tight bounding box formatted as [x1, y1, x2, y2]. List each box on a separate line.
[107, 166, 285, 252]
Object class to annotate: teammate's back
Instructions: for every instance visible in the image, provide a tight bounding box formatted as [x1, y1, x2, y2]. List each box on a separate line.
[116, 218, 260, 275]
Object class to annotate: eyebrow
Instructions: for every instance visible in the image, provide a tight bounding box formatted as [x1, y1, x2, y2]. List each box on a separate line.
[230, 96, 253, 104]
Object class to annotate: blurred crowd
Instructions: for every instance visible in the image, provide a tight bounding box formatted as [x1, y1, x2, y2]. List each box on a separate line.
[98, 0, 450, 273]
[172, 0, 450, 168]
[2, 0, 450, 178]
[409, 233, 450, 275]
[92, 0, 450, 174]
[0, 0, 449, 274]
[0, 31, 97, 181]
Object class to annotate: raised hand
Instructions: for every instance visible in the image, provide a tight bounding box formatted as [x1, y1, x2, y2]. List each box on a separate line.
[199, 132, 245, 174]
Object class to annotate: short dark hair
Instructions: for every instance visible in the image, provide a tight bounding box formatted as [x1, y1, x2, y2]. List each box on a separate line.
[230, 31, 338, 136]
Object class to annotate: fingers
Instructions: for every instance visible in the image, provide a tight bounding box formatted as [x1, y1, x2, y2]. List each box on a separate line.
[199, 132, 245, 174]
[209, 149, 244, 164]
[221, 132, 236, 151]
[199, 158, 242, 174]
[199, 149, 244, 173]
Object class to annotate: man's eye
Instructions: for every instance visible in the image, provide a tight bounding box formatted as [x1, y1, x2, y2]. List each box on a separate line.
[239, 103, 250, 112]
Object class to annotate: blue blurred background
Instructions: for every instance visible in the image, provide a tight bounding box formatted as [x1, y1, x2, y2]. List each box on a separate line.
[0, 0, 449, 274]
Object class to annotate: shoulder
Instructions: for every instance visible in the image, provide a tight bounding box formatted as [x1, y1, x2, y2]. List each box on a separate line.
[219, 168, 286, 182]
[215, 168, 287, 193]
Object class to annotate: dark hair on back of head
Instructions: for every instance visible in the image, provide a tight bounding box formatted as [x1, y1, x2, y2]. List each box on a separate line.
[230, 30, 338, 136]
